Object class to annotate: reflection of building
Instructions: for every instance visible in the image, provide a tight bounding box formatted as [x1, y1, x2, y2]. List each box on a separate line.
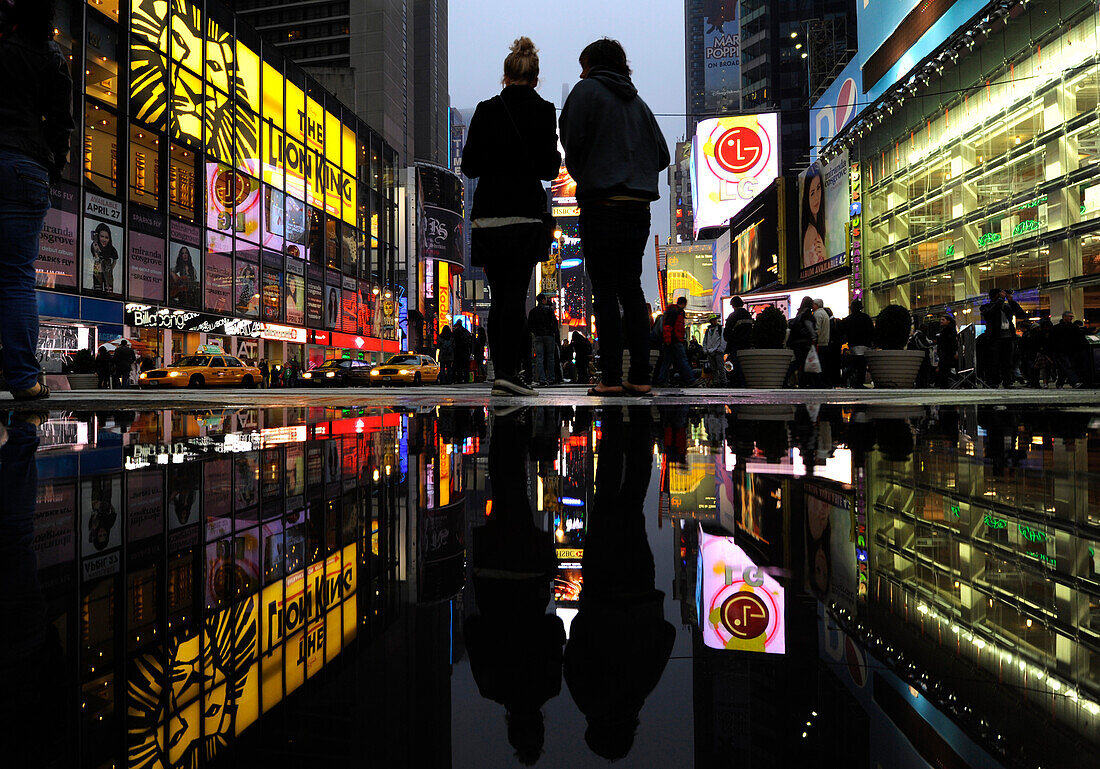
[43, 0, 401, 377]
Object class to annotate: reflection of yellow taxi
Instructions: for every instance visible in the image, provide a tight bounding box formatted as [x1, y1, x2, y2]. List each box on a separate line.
[139, 347, 262, 389]
[369, 354, 441, 385]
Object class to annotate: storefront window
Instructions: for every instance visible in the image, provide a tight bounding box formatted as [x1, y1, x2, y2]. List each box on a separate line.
[169, 143, 199, 221]
[129, 125, 161, 209]
[84, 103, 119, 197]
[85, 11, 119, 107]
[236, 250, 260, 318]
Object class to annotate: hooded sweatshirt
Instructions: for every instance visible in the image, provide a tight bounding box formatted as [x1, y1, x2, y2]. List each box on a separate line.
[559, 67, 670, 204]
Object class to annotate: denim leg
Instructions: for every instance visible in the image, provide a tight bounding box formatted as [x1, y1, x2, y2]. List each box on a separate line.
[0, 152, 51, 391]
[670, 342, 695, 384]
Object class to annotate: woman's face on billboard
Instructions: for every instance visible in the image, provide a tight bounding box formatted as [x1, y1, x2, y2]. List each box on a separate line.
[808, 175, 822, 218]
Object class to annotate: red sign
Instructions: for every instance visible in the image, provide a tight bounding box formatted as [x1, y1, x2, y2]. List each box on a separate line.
[311, 330, 329, 345]
[330, 332, 382, 352]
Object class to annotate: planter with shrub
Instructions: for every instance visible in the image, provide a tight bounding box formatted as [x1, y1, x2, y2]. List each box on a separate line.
[65, 348, 99, 390]
[737, 305, 794, 389]
[865, 305, 925, 388]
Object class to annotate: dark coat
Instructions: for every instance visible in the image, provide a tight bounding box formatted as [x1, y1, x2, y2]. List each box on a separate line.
[112, 345, 136, 375]
[1049, 319, 1085, 356]
[723, 307, 753, 353]
[461, 85, 561, 220]
[844, 310, 875, 348]
[980, 296, 1026, 338]
[527, 305, 558, 338]
[559, 68, 670, 204]
[0, 26, 74, 175]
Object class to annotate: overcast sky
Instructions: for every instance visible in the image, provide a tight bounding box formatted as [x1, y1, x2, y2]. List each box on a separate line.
[449, 1, 687, 301]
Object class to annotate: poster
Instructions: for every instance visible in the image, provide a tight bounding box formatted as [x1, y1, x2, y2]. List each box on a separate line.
[205, 234, 233, 312]
[711, 229, 732, 313]
[128, 207, 166, 302]
[263, 184, 285, 253]
[169, 220, 202, 308]
[126, 470, 165, 542]
[805, 484, 857, 611]
[83, 217, 124, 296]
[81, 474, 123, 555]
[306, 280, 324, 327]
[285, 195, 308, 259]
[325, 285, 340, 329]
[799, 149, 850, 280]
[236, 259, 260, 316]
[340, 288, 358, 334]
[285, 271, 305, 326]
[36, 183, 78, 289]
[34, 481, 76, 569]
[262, 267, 283, 321]
[702, 0, 740, 116]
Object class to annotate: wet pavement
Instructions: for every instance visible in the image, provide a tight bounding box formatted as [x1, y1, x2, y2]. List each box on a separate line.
[1, 400, 1098, 768]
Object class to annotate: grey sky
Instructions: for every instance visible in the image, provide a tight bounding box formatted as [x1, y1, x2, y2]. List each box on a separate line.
[449, 1, 687, 302]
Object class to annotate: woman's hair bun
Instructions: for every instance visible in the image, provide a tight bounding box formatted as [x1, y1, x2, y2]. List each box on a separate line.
[511, 36, 536, 56]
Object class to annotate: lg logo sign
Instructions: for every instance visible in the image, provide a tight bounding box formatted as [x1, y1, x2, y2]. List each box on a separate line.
[715, 126, 764, 175]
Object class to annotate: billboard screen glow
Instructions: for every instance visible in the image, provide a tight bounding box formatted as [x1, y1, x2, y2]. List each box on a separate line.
[692, 113, 780, 235]
[698, 528, 786, 653]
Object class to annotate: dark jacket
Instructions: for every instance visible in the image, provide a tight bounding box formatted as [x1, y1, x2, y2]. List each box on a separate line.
[980, 296, 1026, 338]
[723, 307, 753, 353]
[528, 304, 558, 338]
[559, 68, 670, 204]
[112, 345, 136, 375]
[461, 85, 561, 220]
[94, 350, 112, 376]
[1049, 319, 1085, 356]
[0, 27, 74, 176]
[937, 325, 958, 364]
[787, 308, 815, 347]
[844, 310, 874, 348]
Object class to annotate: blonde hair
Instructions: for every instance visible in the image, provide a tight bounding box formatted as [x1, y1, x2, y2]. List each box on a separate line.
[502, 37, 539, 86]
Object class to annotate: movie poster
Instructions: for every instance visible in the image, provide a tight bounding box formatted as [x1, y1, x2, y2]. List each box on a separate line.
[325, 285, 340, 329]
[128, 206, 166, 302]
[702, 1, 740, 115]
[285, 195, 307, 259]
[36, 183, 78, 289]
[169, 220, 202, 308]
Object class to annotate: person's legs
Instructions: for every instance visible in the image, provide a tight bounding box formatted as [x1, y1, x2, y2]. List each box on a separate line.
[0, 152, 51, 393]
[580, 209, 624, 387]
[997, 338, 1015, 387]
[533, 336, 551, 384]
[481, 232, 537, 381]
[709, 352, 725, 385]
[610, 215, 652, 387]
[669, 342, 695, 384]
[1056, 353, 1080, 387]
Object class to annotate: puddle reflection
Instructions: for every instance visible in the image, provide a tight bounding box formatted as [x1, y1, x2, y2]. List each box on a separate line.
[0, 403, 1097, 768]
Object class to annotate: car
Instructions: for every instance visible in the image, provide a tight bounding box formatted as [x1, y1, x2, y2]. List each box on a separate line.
[139, 352, 262, 389]
[369, 354, 441, 385]
[300, 358, 374, 386]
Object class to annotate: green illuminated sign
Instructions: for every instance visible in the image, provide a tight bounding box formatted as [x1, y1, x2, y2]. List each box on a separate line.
[983, 514, 1007, 529]
[1011, 220, 1039, 237]
[1027, 551, 1056, 567]
[945, 244, 955, 257]
[978, 232, 1001, 248]
[1018, 523, 1047, 543]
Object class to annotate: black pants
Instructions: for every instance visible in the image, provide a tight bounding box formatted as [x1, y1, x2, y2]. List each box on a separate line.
[579, 205, 652, 386]
[992, 337, 1015, 387]
[474, 223, 546, 380]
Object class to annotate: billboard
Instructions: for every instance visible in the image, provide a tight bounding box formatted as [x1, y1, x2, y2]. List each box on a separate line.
[711, 229, 731, 313]
[810, 57, 863, 161]
[702, 1, 740, 116]
[692, 113, 780, 235]
[798, 149, 850, 280]
[733, 218, 777, 294]
[551, 164, 578, 218]
[664, 243, 714, 312]
[697, 527, 786, 654]
[36, 183, 78, 289]
[805, 484, 858, 611]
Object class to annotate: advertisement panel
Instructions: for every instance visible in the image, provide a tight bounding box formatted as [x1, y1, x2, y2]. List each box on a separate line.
[711, 230, 731, 313]
[416, 165, 464, 267]
[805, 484, 857, 611]
[697, 528, 785, 654]
[83, 193, 124, 296]
[262, 267, 282, 322]
[168, 220, 202, 308]
[734, 218, 777, 294]
[285, 271, 305, 326]
[235, 259, 260, 317]
[798, 149, 850, 280]
[810, 58, 863, 161]
[340, 288, 358, 334]
[702, 2, 740, 116]
[128, 206, 166, 302]
[692, 113, 780, 235]
[36, 183, 78, 289]
[306, 280, 324, 327]
[663, 243, 714, 312]
[205, 237, 233, 313]
[551, 164, 578, 218]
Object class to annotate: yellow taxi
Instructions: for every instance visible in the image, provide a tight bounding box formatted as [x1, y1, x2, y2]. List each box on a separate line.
[139, 346, 262, 389]
[369, 354, 441, 385]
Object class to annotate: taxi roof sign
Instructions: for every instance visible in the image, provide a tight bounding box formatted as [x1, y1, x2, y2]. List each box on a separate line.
[197, 344, 226, 355]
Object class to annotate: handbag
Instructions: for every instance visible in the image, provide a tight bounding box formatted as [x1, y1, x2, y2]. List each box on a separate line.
[804, 346, 822, 374]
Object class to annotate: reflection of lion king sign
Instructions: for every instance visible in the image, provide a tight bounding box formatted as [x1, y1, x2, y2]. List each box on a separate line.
[698, 528, 786, 653]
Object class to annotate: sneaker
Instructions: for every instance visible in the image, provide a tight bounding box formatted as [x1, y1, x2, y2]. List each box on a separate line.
[492, 375, 538, 397]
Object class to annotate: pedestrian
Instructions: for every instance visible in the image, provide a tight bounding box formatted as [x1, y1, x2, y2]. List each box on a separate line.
[787, 297, 817, 387]
[979, 287, 1027, 388]
[935, 314, 958, 388]
[560, 38, 669, 396]
[0, 1, 74, 401]
[842, 299, 873, 388]
[259, 358, 269, 388]
[453, 322, 473, 384]
[908, 315, 935, 388]
[571, 331, 592, 385]
[139, 356, 155, 374]
[94, 346, 113, 389]
[112, 339, 136, 389]
[473, 327, 487, 382]
[812, 299, 832, 387]
[702, 315, 726, 386]
[654, 297, 700, 387]
[723, 296, 752, 387]
[462, 36, 560, 397]
[560, 338, 574, 382]
[528, 295, 559, 386]
[1048, 310, 1084, 388]
[437, 325, 455, 384]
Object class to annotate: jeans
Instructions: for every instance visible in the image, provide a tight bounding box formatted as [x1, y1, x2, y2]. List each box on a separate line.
[533, 335, 556, 384]
[474, 223, 544, 380]
[579, 205, 652, 386]
[656, 341, 695, 385]
[0, 150, 51, 391]
[707, 351, 726, 385]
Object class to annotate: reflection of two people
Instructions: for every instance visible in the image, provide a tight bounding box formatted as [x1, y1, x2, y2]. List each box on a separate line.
[0, 414, 65, 765]
[466, 407, 675, 762]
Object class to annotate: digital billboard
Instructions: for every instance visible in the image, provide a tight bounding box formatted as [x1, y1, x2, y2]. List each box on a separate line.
[810, 58, 863, 161]
[711, 229, 731, 313]
[697, 528, 786, 654]
[551, 164, 578, 218]
[692, 113, 780, 235]
[702, 2, 740, 116]
[798, 149, 850, 280]
[733, 218, 778, 294]
[664, 243, 714, 312]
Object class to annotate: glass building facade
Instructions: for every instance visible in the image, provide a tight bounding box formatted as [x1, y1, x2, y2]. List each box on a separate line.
[859, 0, 1100, 327]
[38, 0, 401, 375]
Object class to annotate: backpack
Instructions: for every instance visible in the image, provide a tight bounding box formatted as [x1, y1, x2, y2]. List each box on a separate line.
[650, 315, 665, 349]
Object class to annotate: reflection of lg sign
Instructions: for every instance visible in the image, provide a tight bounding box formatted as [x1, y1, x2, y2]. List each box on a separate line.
[720, 591, 770, 640]
[715, 126, 764, 174]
